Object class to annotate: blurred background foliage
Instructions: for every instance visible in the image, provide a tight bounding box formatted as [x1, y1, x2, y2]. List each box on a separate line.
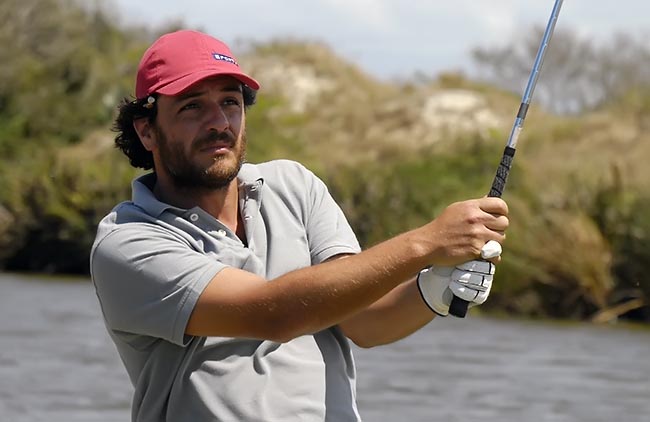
[1, 0, 648, 322]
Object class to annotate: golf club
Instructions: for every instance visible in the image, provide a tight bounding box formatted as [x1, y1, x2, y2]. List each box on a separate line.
[449, 0, 565, 318]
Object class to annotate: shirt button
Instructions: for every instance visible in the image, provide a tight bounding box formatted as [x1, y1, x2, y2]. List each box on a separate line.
[189, 213, 199, 222]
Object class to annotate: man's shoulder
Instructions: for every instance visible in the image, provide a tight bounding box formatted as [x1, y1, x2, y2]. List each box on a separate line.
[98, 201, 152, 228]
[242, 159, 320, 192]
[244, 159, 313, 179]
[92, 201, 164, 250]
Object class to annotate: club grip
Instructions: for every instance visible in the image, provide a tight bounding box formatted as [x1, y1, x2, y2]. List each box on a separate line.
[448, 146, 516, 318]
[488, 146, 516, 198]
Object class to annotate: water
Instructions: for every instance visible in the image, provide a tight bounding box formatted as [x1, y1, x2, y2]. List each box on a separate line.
[1, 274, 649, 422]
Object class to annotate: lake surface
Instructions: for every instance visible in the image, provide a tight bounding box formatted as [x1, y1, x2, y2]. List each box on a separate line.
[1, 273, 649, 422]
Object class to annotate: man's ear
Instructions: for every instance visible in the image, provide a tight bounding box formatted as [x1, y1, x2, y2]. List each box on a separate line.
[133, 118, 156, 152]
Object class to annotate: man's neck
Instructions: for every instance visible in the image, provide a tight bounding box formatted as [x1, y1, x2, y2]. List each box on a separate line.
[153, 176, 241, 233]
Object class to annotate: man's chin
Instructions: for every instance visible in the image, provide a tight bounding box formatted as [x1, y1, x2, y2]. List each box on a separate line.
[201, 161, 243, 188]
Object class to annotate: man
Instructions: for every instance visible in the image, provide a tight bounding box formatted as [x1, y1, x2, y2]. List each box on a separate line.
[91, 29, 508, 421]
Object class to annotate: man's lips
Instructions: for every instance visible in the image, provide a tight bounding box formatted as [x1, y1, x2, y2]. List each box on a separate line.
[194, 131, 237, 154]
[198, 141, 234, 152]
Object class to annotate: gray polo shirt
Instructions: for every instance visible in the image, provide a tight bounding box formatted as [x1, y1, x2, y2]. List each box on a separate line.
[90, 160, 362, 422]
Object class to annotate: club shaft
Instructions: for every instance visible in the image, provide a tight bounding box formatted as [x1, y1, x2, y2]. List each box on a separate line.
[448, 0, 564, 318]
[507, 0, 563, 150]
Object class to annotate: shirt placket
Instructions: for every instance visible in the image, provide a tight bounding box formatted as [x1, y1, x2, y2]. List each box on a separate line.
[240, 181, 267, 266]
[185, 209, 238, 245]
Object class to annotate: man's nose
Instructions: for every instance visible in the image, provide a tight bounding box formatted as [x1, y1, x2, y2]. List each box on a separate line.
[206, 104, 229, 132]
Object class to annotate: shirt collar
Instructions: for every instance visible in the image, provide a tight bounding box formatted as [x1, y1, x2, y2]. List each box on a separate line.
[237, 162, 264, 195]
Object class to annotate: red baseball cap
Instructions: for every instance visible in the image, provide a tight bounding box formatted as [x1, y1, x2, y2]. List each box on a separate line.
[135, 30, 260, 99]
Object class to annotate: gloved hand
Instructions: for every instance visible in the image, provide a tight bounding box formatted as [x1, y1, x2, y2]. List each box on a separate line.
[416, 241, 501, 316]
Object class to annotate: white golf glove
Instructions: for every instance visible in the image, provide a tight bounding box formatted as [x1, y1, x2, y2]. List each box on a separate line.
[416, 241, 501, 317]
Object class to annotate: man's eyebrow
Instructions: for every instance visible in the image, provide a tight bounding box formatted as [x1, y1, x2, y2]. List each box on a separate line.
[174, 90, 205, 102]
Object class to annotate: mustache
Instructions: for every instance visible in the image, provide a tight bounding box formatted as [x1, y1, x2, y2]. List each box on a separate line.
[193, 130, 236, 149]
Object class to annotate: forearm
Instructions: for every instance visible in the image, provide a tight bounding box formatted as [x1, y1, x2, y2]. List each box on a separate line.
[188, 228, 432, 341]
[339, 278, 435, 348]
[277, 230, 430, 303]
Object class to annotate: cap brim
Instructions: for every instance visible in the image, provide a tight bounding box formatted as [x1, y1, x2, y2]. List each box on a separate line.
[155, 69, 260, 97]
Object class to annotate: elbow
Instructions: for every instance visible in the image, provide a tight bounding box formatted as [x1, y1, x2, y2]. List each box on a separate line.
[348, 335, 387, 349]
[341, 326, 385, 349]
[349, 337, 375, 349]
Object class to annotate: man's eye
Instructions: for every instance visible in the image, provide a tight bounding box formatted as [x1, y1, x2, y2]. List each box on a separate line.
[180, 102, 199, 111]
[224, 98, 241, 107]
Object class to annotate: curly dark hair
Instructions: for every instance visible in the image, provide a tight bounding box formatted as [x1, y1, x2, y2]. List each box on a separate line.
[113, 85, 257, 170]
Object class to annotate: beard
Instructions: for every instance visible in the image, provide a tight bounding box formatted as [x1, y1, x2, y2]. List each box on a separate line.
[155, 125, 247, 191]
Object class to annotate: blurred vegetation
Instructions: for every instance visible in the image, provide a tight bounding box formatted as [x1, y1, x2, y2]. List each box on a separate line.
[1, 0, 648, 323]
[473, 27, 650, 115]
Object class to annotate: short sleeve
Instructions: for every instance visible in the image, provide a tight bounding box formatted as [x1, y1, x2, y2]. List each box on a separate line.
[90, 224, 225, 346]
[300, 167, 361, 263]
